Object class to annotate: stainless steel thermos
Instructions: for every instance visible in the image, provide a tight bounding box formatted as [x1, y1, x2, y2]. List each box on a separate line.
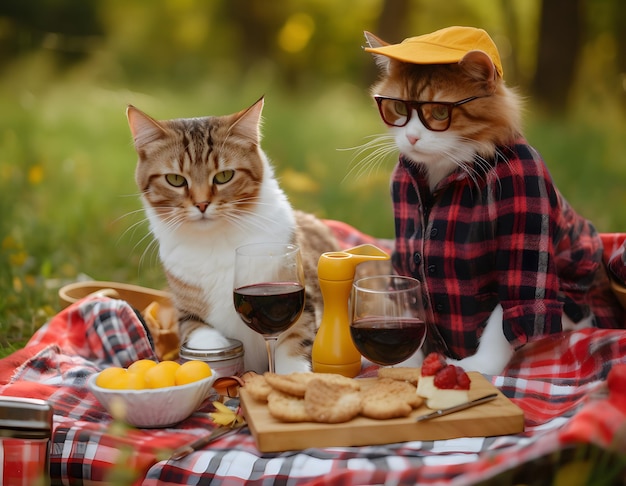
[0, 396, 53, 486]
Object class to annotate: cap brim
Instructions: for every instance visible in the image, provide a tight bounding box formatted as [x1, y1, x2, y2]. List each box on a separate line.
[364, 41, 503, 78]
[365, 42, 469, 66]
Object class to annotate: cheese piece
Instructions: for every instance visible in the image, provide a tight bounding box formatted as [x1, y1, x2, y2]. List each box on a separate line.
[426, 388, 469, 410]
[416, 375, 436, 399]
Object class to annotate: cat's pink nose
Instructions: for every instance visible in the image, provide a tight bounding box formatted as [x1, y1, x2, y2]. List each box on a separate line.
[407, 135, 419, 145]
[195, 202, 209, 213]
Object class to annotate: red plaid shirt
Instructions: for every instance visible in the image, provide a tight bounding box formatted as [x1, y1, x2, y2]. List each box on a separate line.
[391, 139, 624, 359]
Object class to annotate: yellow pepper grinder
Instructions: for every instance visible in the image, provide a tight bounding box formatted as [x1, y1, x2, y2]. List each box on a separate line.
[312, 244, 390, 377]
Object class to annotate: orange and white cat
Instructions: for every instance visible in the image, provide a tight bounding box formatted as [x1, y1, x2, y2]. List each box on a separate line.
[364, 27, 624, 374]
[127, 98, 340, 374]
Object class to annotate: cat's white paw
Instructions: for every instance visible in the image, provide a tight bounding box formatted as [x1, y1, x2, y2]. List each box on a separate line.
[272, 344, 312, 374]
[396, 349, 425, 368]
[449, 353, 510, 375]
[562, 312, 594, 331]
[184, 327, 231, 349]
[274, 359, 311, 375]
[448, 304, 512, 375]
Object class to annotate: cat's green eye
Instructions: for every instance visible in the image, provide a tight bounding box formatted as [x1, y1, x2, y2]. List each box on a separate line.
[392, 101, 408, 117]
[214, 170, 235, 185]
[165, 174, 187, 187]
[430, 104, 451, 121]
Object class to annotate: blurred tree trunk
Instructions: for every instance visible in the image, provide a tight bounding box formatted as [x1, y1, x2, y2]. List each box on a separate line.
[376, 0, 412, 43]
[222, 0, 282, 65]
[531, 0, 585, 113]
[500, 0, 521, 85]
[364, 0, 412, 82]
[614, 0, 626, 111]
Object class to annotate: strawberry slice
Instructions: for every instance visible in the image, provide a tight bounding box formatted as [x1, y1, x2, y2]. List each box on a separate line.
[421, 352, 447, 376]
[433, 364, 471, 390]
[455, 366, 471, 390]
[433, 364, 457, 389]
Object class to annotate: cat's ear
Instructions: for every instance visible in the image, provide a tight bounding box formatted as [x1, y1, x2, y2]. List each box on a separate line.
[459, 51, 498, 92]
[126, 105, 167, 149]
[230, 96, 264, 145]
[364, 31, 391, 73]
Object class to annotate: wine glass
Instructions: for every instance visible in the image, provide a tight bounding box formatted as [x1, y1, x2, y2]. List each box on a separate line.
[350, 275, 426, 367]
[233, 242, 305, 373]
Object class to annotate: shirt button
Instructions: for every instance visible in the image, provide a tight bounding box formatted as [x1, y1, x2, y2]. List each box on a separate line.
[428, 264, 437, 275]
[435, 303, 444, 312]
[430, 227, 438, 238]
[413, 252, 421, 265]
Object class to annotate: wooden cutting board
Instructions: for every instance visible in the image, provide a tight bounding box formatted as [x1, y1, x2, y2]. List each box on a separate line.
[240, 372, 524, 452]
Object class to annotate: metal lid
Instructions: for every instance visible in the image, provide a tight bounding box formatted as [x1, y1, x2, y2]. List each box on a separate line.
[180, 338, 244, 362]
[0, 396, 53, 437]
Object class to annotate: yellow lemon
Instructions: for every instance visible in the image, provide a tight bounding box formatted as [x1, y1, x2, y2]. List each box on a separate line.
[175, 360, 212, 386]
[144, 360, 180, 388]
[127, 359, 158, 374]
[95, 367, 128, 389]
[125, 372, 147, 390]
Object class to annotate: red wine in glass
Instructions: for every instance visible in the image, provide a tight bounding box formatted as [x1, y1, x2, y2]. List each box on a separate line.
[234, 282, 305, 335]
[350, 317, 426, 366]
[234, 242, 305, 373]
[350, 275, 426, 367]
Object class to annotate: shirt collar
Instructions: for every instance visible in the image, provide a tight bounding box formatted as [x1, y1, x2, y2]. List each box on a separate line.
[399, 155, 470, 193]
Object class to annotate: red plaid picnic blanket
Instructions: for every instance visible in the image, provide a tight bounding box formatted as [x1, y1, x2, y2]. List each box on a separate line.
[1, 224, 625, 485]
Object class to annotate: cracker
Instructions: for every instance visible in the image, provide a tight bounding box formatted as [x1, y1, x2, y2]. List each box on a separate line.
[360, 378, 424, 420]
[267, 390, 312, 422]
[377, 367, 421, 385]
[361, 398, 412, 419]
[312, 373, 361, 391]
[243, 374, 272, 402]
[304, 376, 361, 423]
[263, 372, 317, 398]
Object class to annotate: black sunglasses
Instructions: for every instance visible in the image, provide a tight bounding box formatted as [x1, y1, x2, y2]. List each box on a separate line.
[374, 95, 486, 132]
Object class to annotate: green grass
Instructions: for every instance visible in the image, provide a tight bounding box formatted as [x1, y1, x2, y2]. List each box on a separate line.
[1, 67, 625, 357]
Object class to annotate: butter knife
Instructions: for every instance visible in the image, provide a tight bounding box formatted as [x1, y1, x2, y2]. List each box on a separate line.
[170, 424, 246, 460]
[416, 393, 498, 422]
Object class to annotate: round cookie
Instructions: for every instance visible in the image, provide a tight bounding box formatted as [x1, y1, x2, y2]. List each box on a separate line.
[243, 373, 273, 402]
[267, 390, 312, 422]
[360, 378, 424, 420]
[377, 366, 421, 385]
[263, 372, 317, 397]
[304, 376, 361, 423]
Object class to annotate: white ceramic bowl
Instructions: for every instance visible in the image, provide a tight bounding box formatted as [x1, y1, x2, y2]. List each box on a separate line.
[87, 372, 217, 428]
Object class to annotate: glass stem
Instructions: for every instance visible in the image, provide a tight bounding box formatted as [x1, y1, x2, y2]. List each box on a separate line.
[265, 337, 278, 374]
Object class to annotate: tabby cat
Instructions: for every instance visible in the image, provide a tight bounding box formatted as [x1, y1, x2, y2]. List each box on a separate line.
[364, 27, 624, 374]
[127, 98, 341, 373]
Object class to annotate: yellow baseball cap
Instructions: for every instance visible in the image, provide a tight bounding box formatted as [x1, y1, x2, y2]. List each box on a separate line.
[365, 26, 503, 78]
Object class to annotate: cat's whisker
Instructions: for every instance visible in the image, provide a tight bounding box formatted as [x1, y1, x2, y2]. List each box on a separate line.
[341, 135, 398, 182]
[351, 150, 392, 180]
[230, 196, 295, 216]
[340, 134, 397, 162]
[138, 237, 160, 270]
[227, 207, 285, 232]
[338, 133, 396, 154]
[221, 211, 277, 235]
[114, 213, 159, 271]
[117, 192, 144, 199]
[159, 213, 186, 235]
[112, 208, 150, 227]
[440, 152, 483, 197]
[117, 217, 151, 247]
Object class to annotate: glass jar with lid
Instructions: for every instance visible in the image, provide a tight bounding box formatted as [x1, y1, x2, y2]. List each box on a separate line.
[179, 338, 244, 377]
